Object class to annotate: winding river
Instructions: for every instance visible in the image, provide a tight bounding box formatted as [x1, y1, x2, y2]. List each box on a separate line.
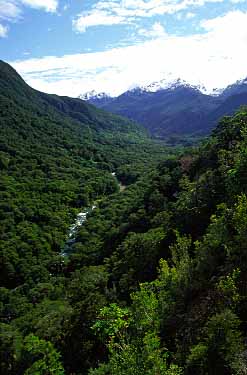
[61, 173, 124, 257]
[60, 205, 96, 257]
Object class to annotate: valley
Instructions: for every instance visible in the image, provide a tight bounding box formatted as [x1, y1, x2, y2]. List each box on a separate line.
[1, 60, 247, 375]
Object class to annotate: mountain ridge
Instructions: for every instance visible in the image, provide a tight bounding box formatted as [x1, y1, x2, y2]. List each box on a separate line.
[80, 76, 247, 140]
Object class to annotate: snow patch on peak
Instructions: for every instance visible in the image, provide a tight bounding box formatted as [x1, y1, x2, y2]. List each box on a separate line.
[232, 77, 247, 86]
[128, 77, 217, 95]
[128, 73, 230, 97]
[78, 77, 230, 100]
[139, 78, 189, 93]
[208, 87, 225, 96]
[79, 90, 112, 101]
[220, 76, 247, 97]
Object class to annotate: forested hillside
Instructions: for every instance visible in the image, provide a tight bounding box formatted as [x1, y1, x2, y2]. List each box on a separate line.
[1, 59, 247, 375]
[0, 60, 167, 289]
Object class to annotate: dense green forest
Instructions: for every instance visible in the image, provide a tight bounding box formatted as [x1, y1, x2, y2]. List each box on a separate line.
[1, 61, 247, 374]
[0, 60, 167, 289]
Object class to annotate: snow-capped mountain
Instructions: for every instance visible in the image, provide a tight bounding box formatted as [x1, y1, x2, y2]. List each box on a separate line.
[221, 77, 247, 98]
[78, 90, 113, 108]
[79, 74, 247, 104]
[79, 76, 247, 140]
[78, 90, 110, 101]
[137, 78, 205, 94]
[139, 77, 230, 97]
[79, 77, 226, 102]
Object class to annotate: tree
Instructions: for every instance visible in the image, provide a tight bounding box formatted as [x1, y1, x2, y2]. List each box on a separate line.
[23, 335, 65, 375]
[187, 309, 244, 375]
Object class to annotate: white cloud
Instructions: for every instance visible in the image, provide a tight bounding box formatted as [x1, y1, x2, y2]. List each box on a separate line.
[201, 9, 247, 32]
[149, 22, 167, 37]
[11, 10, 247, 97]
[0, 23, 8, 37]
[0, 1, 21, 20]
[0, 0, 58, 34]
[20, 0, 58, 13]
[73, 9, 127, 33]
[138, 22, 167, 38]
[186, 12, 196, 19]
[73, 0, 225, 33]
[200, 10, 247, 53]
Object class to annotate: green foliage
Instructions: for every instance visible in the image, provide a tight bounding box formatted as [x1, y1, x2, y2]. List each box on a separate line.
[217, 268, 241, 308]
[23, 334, 65, 375]
[110, 228, 166, 295]
[187, 310, 244, 375]
[131, 284, 159, 332]
[92, 303, 131, 341]
[0, 323, 23, 374]
[232, 194, 247, 238]
[91, 290, 183, 375]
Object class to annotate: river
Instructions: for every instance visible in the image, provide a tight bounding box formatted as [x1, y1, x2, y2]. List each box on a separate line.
[61, 172, 125, 257]
[60, 205, 96, 257]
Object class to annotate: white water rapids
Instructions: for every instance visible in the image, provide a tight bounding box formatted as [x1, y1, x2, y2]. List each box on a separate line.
[60, 205, 96, 257]
[61, 172, 121, 257]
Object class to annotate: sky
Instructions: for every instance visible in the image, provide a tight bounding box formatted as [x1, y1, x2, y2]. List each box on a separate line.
[1, 0, 247, 97]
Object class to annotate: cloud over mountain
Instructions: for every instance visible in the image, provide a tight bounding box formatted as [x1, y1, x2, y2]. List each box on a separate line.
[11, 10, 247, 98]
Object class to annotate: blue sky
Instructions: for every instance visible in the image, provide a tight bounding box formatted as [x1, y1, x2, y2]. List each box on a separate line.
[1, 0, 247, 96]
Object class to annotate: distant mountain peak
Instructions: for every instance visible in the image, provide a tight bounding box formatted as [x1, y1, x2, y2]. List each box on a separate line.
[78, 77, 230, 101]
[78, 90, 112, 101]
[139, 78, 190, 92]
[233, 77, 247, 85]
[78, 90, 114, 108]
[209, 87, 225, 96]
[127, 77, 212, 96]
[221, 76, 247, 97]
